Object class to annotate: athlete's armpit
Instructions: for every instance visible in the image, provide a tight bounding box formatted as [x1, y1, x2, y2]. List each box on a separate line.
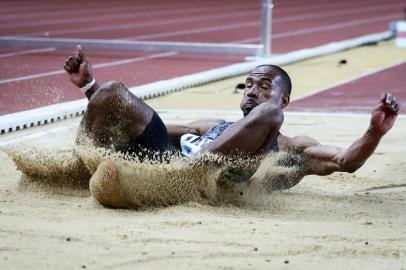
[166, 118, 225, 149]
[302, 144, 344, 176]
[283, 135, 321, 153]
[284, 136, 345, 176]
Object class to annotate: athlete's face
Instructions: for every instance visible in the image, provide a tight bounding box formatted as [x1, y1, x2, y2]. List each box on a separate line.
[240, 67, 285, 116]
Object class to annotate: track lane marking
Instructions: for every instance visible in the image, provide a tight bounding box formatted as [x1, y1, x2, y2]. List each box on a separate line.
[291, 60, 406, 103]
[233, 14, 402, 43]
[0, 4, 256, 28]
[10, 1, 401, 38]
[124, 4, 403, 41]
[0, 51, 177, 85]
[0, 0, 324, 18]
[0, 0, 389, 27]
[0, 47, 56, 58]
[0, 0, 398, 20]
[14, 11, 260, 37]
[128, 22, 260, 41]
[0, 1, 238, 20]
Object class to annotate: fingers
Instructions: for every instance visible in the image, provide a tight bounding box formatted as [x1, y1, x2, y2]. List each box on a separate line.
[64, 45, 87, 74]
[76, 44, 87, 62]
[380, 92, 387, 103]
[64, 55, 80, 73]
[380, 92, 400, 114]
[392, 96, 400, 113]
[63, 58, 73, 73]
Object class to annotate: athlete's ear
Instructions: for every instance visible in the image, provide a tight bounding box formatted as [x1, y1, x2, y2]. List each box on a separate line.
[280, 94, 290, 109]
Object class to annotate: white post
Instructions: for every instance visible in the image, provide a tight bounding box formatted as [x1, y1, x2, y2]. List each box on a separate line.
[261, 0, 273, 57]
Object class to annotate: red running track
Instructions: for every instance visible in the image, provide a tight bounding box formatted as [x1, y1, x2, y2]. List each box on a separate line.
[287, 62, 406, 114]
[0, 0, 405, 115]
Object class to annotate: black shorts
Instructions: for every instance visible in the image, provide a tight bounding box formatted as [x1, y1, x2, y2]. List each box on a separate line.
[116, 112, 177, 161]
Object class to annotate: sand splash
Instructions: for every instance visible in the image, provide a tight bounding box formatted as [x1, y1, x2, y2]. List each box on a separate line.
[3, 145, 91, 186]
[3, 143, 307, 209]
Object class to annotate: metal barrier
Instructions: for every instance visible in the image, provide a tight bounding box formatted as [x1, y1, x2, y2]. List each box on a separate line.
[0, 1, 273, 57]
[0, 36, 261, 56]
[261, 0, 273, 57]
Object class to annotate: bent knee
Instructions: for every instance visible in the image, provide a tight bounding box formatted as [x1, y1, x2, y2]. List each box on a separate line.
[89, 162, 130, 208]
[88, 81, 128, 108]
[95, 80, 127, 98]
[102, 80, 127, 92]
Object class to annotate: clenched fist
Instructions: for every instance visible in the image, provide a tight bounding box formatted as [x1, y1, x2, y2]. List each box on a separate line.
[370, 92, 400, 136]
[64, 45, 93, 88]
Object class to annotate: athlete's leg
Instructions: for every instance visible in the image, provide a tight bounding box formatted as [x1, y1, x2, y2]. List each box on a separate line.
[76, 81, 156, 150]
[89, 160, 130, 208]
[89, 159, 213, 208]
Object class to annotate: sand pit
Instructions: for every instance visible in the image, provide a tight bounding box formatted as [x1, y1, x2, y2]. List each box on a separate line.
[0, 111, 405, 269]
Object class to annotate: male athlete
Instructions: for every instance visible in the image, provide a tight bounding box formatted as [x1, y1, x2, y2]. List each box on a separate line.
[64, 46, 399, 206]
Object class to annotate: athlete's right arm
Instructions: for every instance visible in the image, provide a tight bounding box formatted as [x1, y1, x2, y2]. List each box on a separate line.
[166, 118, 225, 149]
[284, 93, 399, 178]
[64, 45, 99, 100]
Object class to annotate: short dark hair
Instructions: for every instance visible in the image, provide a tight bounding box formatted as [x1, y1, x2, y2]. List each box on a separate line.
[254, 65, 292, 96]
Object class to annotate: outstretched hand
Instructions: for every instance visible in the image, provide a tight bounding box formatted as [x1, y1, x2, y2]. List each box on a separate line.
[63, 45, 93, 88]
[370, 92, 399, 136]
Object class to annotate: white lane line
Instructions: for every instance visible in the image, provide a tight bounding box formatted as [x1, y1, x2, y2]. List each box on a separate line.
[1, 0, 395, 21]
[0, 47, 56, 58]
[274, 3, 403, 24]
[128, 22, 260, 41]
[291, 60, 406, 103]
[125, 3, 403, 41]
[15, 2, 402, 43]
[0, 0, 376, 28]
[14, 0, 398, 37]
[0, 2, 117, 15]
[0, 2, 216, 20]
[17, 11, 259, 37]
[233, 14, 402, 44]
[1, 4, 255, 28]
[0, 51, 177, 85]
[274, 0, 402, 11]
[274, 14, 401, 39]
[89, 51, 175, 68]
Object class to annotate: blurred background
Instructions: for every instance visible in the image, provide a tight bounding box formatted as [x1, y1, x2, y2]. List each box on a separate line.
[0, 0, 405, 117]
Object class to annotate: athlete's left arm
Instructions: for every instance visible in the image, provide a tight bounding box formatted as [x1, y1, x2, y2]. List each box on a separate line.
[298, 93, 399, 176]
